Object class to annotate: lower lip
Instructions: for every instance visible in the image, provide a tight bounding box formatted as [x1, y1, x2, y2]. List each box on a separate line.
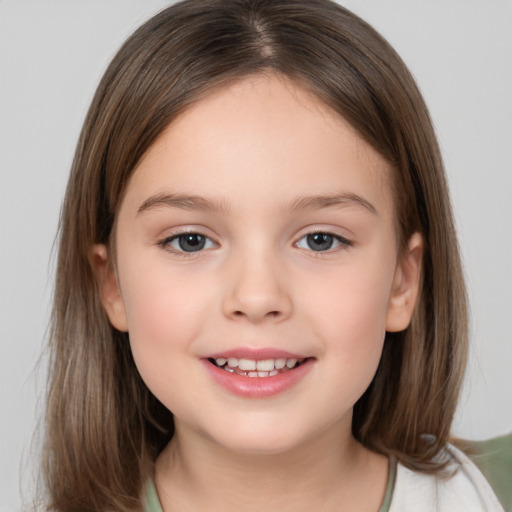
[201, 358, 315, 398]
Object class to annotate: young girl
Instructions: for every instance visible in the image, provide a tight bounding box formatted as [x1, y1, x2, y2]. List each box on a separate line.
[41, 1, 509, 511]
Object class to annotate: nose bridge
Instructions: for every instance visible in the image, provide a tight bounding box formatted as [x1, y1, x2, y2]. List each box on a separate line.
[222, 241, 292, 323]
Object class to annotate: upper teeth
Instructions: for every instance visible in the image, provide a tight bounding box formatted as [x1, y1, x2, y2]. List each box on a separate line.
[216, 357, 299, 371]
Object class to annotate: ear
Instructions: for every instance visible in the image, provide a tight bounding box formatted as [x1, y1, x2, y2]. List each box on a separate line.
[386, 232, 423, 332]
[89, 244, 129, 332]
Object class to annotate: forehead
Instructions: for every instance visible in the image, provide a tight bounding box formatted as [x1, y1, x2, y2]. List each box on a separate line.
[123, 73, 393, 218]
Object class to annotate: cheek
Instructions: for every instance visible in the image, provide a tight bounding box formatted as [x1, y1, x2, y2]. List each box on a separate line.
[301, 254, 395, 377]
[120, 268, 220, 416]
[122, 258, 211, 330]
[119, 262, 215, 383]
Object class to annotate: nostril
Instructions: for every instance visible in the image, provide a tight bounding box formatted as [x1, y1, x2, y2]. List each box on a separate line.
[231, 309, 281, 319]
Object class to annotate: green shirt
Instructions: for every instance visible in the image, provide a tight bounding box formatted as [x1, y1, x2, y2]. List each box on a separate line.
[468, 433, 512, 511]
[144, 434, 512, 512]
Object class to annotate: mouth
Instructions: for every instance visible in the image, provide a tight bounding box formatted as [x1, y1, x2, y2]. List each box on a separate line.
[202, 349, 314, 398]
[208, 356, 307, 378]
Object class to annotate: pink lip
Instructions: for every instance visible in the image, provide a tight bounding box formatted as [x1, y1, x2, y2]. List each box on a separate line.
[201, 356, 315, 399]
[204, 347, 308, 360]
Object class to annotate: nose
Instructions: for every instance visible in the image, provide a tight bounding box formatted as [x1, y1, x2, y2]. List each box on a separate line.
[222, 251, 293, 324]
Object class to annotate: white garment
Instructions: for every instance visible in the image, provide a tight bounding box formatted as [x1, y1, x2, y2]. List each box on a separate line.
[389, 444, 505, 512]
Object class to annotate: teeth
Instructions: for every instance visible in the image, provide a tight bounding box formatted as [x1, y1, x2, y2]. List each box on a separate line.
[215, 356, 304, 372]
[256, 359, 274, 371]
[238, 358, 257, 371]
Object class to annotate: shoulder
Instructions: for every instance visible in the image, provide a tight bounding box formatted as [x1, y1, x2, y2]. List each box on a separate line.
[466, 433, 512, 511]
[141, 437, 512, 512]
[389, 442, 506, 512]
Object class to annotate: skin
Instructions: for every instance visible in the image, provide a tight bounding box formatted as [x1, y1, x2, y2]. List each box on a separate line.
[92, 74, 422, 511]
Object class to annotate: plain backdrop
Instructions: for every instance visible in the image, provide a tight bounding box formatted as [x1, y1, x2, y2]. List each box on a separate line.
[1, 1, 511, 510]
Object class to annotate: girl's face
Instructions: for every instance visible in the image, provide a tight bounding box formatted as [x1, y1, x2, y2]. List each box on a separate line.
[95, 74, 421, 455]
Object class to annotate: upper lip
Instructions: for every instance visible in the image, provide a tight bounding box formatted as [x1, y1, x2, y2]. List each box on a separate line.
[204, 347, 309, 360]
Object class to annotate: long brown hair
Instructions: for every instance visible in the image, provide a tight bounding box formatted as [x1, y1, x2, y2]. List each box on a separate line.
[43, 1, 467, 510]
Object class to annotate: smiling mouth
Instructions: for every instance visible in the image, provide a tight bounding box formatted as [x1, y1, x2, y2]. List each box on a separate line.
[208, 357, 307, 378]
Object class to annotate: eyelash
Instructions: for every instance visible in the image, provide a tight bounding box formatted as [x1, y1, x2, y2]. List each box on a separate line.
[295, 230, 353, 254]
[158, 230, 217, 257]
[157, 229, 353, 256]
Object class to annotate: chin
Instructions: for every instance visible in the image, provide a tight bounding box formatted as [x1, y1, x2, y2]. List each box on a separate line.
[219, 437, 301, 456]
[203, 418, 314, 456]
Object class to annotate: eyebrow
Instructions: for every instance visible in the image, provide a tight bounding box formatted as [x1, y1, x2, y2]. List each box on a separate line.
[137, 193, 232, 215]
[137, 191, 377, 216]
[290, 193, 378, 215]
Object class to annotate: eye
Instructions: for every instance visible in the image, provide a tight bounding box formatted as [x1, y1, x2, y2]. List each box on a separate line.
[295, 231, 352, 252]
[160, 232, 216, 253]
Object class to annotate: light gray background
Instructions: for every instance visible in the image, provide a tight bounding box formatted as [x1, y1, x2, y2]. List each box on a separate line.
[1, 1, 511, 510]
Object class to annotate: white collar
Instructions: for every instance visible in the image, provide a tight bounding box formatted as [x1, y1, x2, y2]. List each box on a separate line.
[389, 444, 504, 512]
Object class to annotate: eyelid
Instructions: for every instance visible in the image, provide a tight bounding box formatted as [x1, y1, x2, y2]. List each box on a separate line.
[294, 229, 353, 252]
[157, 227, 219, 256]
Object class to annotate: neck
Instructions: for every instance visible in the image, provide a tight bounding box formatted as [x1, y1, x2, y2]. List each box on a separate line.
[154, 420, 388, 512]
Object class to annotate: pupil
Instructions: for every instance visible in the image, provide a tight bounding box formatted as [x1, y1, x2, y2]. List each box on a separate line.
[178, 234, 205, 252]
[307, 233, 333, 251]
